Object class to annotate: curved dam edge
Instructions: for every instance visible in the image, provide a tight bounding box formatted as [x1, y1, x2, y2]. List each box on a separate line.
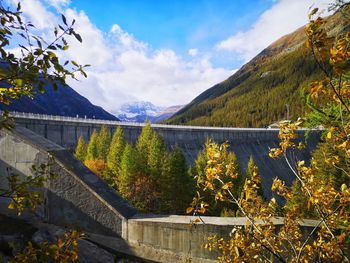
[0, 126, 136, 238]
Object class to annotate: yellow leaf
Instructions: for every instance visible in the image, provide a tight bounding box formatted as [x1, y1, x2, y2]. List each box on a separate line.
[186, 207, 194, 214]
[327, 131, 332, 139]
[8, 202, 15, 209]
[338, 141, 347, 149]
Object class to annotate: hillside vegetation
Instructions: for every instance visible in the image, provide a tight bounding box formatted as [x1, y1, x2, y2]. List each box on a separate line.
[165, 11, 347, 127]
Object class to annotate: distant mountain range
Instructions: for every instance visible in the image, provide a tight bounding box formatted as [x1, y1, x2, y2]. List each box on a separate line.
[165, 10, 348, 127]
[115, 101, 183, 123]
[0, 82, 118, 121]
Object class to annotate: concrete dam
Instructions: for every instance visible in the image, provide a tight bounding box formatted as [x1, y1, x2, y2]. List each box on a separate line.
[0, 112, 321, 262]
[12, 112, 320, 199]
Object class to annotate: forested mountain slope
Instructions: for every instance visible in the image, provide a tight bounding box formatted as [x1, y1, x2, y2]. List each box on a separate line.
[0, 81, 118, 121]
[165, 11, 348, 127]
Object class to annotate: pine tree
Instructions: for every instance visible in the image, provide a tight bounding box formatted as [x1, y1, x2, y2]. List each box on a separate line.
[227, 151, 244, 198]
[162, 147, 194, 214]
[96, 125, 111, 160]
[85, 129, 98, 161]
[84, 159, 106, 177]
[148, 133, 167, 179]
[75, 135, 87, 162]
[244, 156, 265, 200]
[136, 122, 154, 172]
[105, 127, 126, 187]
[119, 143, 137, 199]
[285, 180, 312, 218]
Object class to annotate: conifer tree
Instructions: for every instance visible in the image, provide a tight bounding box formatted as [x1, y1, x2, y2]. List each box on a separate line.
[105, 127, 126, 187]
[96, 125, 111, 160]
[162, 147, 194, 214]
[119, 143, 137, 198]
[227, 151, 244, 198]
[245, 156, 264, 199]
[85, 129, 98, 161]
[75, 135, 87, 162]
[148, 133, 167, 179]
[136, 122, 154, 172]
[285, 180, 311, 218]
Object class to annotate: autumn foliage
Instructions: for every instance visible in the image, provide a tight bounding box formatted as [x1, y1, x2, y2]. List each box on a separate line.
[188, 3, 350, 262]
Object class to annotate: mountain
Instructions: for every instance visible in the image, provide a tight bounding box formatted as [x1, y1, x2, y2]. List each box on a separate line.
[116, 101, 165, 123]
[165, 10, 348, 128]
[0, 82, 118, 121]
[153, 105, 184, 123]
[116, 102, 183, 123]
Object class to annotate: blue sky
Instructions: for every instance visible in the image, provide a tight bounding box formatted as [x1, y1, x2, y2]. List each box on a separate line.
[12, 0, 332, 111]
[69, 0, 274, 68]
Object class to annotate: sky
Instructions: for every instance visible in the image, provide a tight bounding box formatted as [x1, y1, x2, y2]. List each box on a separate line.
[7, 0, 332, 112]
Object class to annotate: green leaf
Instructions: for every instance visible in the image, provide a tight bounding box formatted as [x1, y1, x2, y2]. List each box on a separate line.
[308, 8, 319, 19]
[73, 32, 82, 43]
[80, 69, 87, 78]
[47, 51, 56, 59]
[61, 14, 67, 26]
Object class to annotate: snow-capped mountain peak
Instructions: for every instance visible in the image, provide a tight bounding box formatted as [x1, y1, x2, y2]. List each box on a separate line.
[115, 101, 183, 123]
[115, 101, 165, 122]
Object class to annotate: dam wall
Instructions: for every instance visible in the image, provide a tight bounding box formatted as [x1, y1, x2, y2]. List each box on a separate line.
[12, 112, 321, 199]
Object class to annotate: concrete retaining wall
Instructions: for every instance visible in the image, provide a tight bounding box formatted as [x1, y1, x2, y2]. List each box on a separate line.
[0, 126, 136, 238]
[90, 215, 320, 262]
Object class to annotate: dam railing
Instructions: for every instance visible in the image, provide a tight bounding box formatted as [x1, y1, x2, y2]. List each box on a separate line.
[8, 111, 282, 131]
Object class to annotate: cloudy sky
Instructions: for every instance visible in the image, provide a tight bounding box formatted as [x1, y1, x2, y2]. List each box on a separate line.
[7, 0, 332, 112]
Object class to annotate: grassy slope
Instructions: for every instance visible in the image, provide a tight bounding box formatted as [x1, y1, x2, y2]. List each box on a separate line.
[166, 12, 345, 128]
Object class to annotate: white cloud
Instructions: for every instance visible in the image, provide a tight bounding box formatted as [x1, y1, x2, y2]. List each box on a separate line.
[45, 0, 70, 10]
[15, 0, 232, 112]
[216, 0, 333, 62]
[11, 0, 57, 29]
[188, 48, 198, 57]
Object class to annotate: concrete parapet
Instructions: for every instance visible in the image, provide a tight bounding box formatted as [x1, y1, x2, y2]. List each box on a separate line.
[89, 214, 319, 262]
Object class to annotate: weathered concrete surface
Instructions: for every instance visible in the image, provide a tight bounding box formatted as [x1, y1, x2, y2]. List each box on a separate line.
[13, 115, 321, 199]
[89, 215, 320, 263]
[0, 126, 136, 238]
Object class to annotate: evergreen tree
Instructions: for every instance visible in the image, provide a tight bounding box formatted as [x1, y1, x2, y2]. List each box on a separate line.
[84, 159, 106, 177]
[245, 156, 264, 199]
[119, 143, 137, 198]
[148, 133, 167, 179]
[136, 122, 154, 172]
[105, 127, 126, 187]
[96, 125, 111, 160]
[85, 129, 98, 161]
[162, 147, 194, 214]
[75, 135, 87, 162]
[227, 151, 244, 198]
[285, 180, 312, 218]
